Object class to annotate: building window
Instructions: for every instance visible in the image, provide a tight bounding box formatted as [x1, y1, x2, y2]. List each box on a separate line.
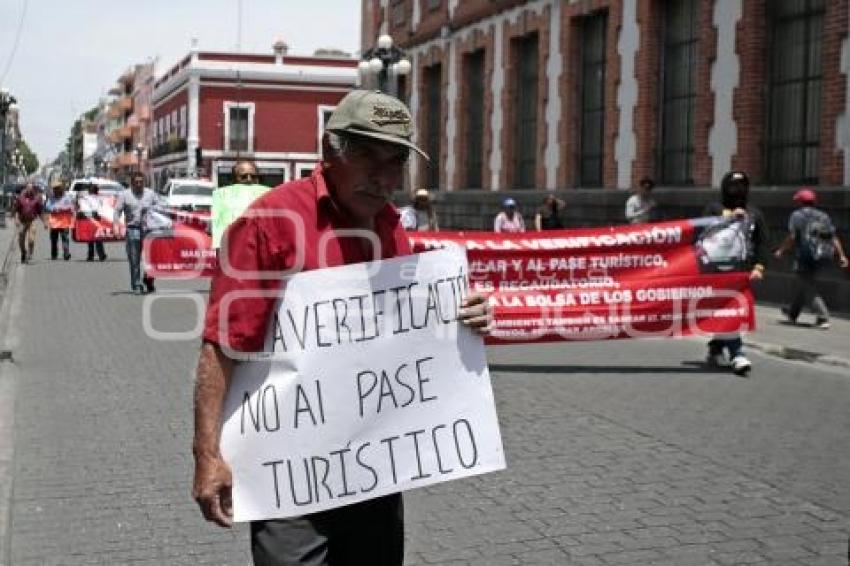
[424, 63, 442, 189]
[513, 33, 539, 188]
[579, 12, 607, 187]
[766, 0, 824, 184]
[464, 49, 485, 189]
[180, 105, 187, 138]
[660, 0, 698, 185]
[426, 0, 441, 11]
[391, 0, 406, 26]
[317, 105, 335, 152]
[296, 162, 316, 178]
[224, 101, 255, 153]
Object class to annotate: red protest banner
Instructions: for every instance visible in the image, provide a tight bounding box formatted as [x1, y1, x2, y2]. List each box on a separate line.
[144, 209, 217, 278]
[409, 218, 756, 344]
[72, 194, 125, 242]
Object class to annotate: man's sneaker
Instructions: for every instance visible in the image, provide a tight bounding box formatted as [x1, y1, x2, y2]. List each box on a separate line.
[731, 355, 752, 376]
[815, 318, 830, 330]
[781, 307, 797, 324]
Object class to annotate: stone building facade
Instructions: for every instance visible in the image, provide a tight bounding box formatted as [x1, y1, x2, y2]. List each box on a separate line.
[362, 0, 850, 192]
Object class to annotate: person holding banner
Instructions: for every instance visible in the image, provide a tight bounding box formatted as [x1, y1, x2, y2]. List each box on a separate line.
[399, 189, 438, 232]
[211, 160, 271, 249]
[114, 171, 162, 294]
[493, 198, 525, 233]
[702, 171, 768, 376]
[45, 180, 74, 261]
[192, 90, 492, 566]
[76, 184, 108, 262]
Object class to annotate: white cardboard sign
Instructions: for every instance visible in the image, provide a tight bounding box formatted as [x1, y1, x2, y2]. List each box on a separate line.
[220, 247, 506, 522]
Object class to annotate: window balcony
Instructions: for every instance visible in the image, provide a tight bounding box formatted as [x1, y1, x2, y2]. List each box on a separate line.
[117, 96, 133, 111]
[111, 152, 139, 168]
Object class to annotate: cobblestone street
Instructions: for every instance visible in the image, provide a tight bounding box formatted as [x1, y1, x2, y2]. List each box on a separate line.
[1, 240, 849, 565]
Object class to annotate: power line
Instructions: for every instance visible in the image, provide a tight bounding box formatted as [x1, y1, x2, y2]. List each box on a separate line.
[0, 0, 29, 85]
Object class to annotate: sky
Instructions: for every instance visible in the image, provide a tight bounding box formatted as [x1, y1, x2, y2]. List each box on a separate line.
[0, 0, 362, 166]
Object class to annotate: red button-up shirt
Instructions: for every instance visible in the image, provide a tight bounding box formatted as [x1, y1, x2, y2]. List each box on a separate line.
[202, 167, 411, 352]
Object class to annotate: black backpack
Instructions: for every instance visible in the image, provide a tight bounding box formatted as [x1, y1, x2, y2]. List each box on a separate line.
[797, 209, 836, 266]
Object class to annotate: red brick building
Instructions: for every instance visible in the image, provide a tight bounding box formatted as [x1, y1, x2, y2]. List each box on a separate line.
[362, 0, 849, 191]
[150, 41, 358, 188]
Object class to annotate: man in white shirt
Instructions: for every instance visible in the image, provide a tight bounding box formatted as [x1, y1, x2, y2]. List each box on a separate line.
[625, 178, 656, 224]
[113, 171, 163, 294]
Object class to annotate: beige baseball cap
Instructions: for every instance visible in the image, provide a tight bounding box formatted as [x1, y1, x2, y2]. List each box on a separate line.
[325, 89, 429, 160]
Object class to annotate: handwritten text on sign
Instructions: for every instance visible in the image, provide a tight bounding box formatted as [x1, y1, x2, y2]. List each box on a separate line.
[220, 248, 506, 522]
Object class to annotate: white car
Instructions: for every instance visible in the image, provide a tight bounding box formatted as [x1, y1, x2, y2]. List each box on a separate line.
[68, 177, 124, 200]
[160, 179, 215, 213]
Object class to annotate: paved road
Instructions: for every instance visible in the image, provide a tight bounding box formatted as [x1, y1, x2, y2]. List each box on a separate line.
[2, 240, 849, 565]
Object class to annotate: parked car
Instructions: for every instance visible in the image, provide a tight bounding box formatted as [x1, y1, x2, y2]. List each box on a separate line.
[159, 178, 215, 213]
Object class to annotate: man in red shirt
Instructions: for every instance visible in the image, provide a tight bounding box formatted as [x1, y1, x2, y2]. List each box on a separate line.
[12, 182, 47, 264]
[192, 90, 492, 565]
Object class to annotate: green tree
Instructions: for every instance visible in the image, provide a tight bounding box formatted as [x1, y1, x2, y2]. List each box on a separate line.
[15, 139, 39, 174]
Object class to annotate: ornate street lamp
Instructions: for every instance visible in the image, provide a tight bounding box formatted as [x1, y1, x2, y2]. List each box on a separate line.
[358, 34, 411, 96]
[135, 142, 145, 173]
[0, 87, 18, 186]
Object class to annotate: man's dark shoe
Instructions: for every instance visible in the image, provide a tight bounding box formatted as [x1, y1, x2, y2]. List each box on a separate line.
[99, 255, 108, 262]
[86, 257, 94, 262]
[63, 253, 71, 261]
[20, 251, 26, 263]
[144, 278, 156, 293]
[780, 306, 797, 324]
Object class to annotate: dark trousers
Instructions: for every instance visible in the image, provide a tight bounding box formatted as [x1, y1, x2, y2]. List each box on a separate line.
[708, 335, 743, 359]
[87, 241, 106, 260]
[250, 494, 404, 566]
[786, 269, 829, 321]
[49, 228, 70, 259]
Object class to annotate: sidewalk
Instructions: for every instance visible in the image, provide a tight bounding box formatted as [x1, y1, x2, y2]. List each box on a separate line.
[0, 219, 17, 566]
[746, 303, 850, 369]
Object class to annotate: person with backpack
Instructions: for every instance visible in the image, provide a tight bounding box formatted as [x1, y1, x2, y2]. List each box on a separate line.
[12, 182, 48, 264]
[702, 171, 768, 376]
[774, 188, 848, 330]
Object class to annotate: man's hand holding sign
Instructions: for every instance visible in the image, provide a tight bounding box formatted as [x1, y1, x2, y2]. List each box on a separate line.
[192, 91, 497, 565]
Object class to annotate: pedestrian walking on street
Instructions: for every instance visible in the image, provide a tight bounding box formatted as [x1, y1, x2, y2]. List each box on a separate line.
[773, 188, 848, 330]
[625, 177, 656, 224]
[192, 89, 492, 566]
[114, 171, 162, 295]
[534, 194, 565, 231]
[12, 182, 47, 264]
[76, 184, 108, 262]
[494, 198, 525, 233]
[702, 171, 768, 376]
[399, 188, 439, 231]
[45, 180, 74, 260]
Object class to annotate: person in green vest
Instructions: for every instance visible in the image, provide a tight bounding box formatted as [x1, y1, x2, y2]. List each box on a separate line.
[211, 160, 271, 248]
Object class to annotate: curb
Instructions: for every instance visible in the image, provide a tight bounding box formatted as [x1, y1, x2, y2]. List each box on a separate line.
[0, 223, 17, 566]
[745, 339, 850, 371]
